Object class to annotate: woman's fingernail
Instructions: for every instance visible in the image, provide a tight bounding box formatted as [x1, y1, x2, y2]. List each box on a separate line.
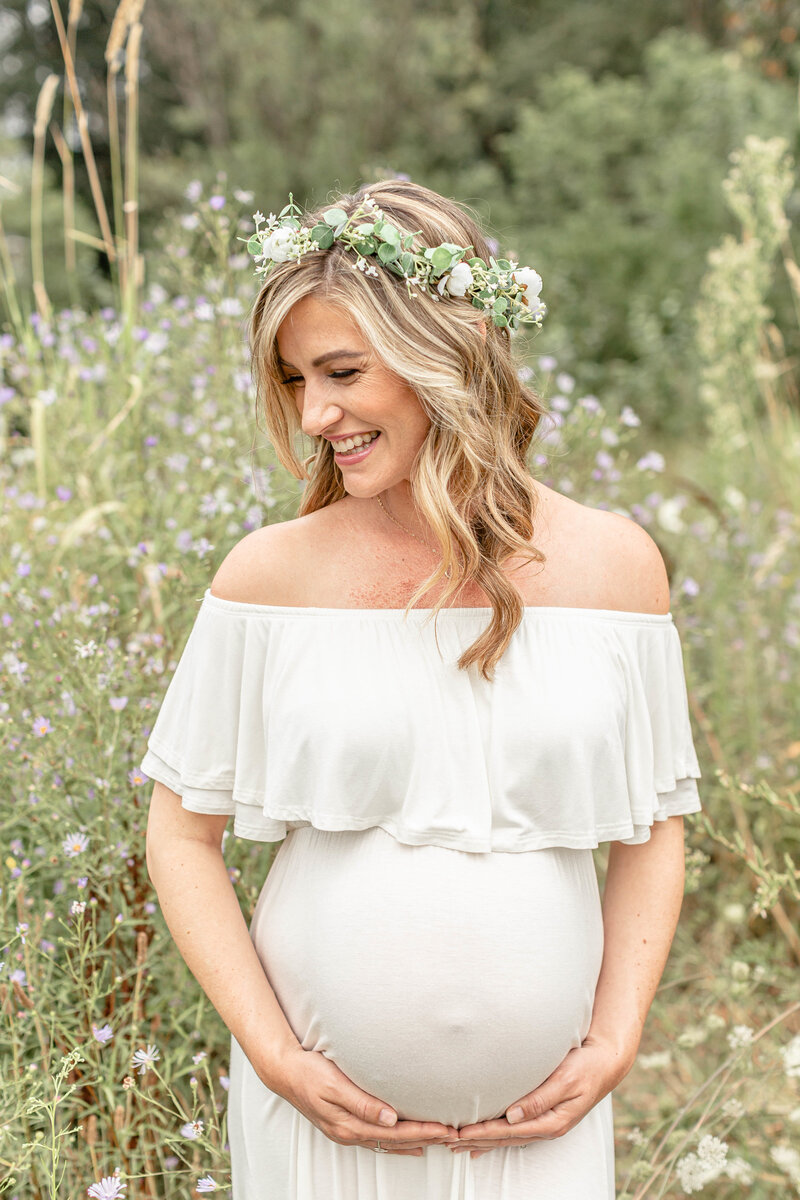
[507, 1106, 524, 1123]
[378, 1109, 397, 1126]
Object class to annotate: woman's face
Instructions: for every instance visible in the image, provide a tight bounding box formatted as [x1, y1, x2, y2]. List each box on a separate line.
[275, 295, 431, 497]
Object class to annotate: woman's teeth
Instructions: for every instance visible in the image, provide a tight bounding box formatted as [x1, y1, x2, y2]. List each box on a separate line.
[332, 430, 380, 454]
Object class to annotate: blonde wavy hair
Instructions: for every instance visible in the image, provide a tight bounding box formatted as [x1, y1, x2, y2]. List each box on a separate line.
[246, 178, 550, 681]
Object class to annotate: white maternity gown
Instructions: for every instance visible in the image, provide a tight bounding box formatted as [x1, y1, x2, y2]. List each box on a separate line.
[139, 589, 703, 1200]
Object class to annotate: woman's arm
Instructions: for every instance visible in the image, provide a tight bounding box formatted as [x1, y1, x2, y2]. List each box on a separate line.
[145, 783, 302, 1090]
[584, 813, 687, 1075]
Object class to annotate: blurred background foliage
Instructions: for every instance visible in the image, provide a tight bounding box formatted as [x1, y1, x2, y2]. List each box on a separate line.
[3, 0, 800, 436]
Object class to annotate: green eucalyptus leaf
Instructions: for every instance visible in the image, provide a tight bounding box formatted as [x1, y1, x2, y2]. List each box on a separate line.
[492, 313, 508, 328]
[496, 258, 511, 271]
[430, 247, 454, 272]
[354, 240, 374, 256]
[247, 235, 262, 255]
[355, 223, 375, 236]
[377, 242, 399, 263]
[400, 252, 415, 274]
[323, 207, 349, 228]
[493, 296, 509, 313]
[310, 224, 335, 249]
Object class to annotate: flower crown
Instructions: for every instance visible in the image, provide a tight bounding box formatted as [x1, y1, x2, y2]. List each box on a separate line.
[239, 192, 546, 332]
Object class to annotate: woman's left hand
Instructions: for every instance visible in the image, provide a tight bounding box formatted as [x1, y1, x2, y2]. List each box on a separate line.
[448, 1034, 635, 1160]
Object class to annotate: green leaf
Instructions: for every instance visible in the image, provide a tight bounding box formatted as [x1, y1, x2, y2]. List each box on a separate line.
[354, 240, 374, 256]
[430, 246, 455, 273]
[492, 313, 508, 328]
[323, 207, 349, 228]
[355, 223, 375, 236]
[378, 222, 401, 246]
[400, 252, 415, 274]
[310, 224, 335, 249]
[377, 242, 399, 263]
[247, 235, 262, 255]
[495, 258, 511, 271]
[493, 296, 509, 313]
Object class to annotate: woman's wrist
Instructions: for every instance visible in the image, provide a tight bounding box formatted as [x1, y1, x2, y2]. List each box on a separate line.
[256, 1038, 306, 1096]
[581, 1025, 641, 1083]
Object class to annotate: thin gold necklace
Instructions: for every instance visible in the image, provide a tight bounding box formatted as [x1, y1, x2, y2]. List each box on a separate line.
[375, 493, 452, 579]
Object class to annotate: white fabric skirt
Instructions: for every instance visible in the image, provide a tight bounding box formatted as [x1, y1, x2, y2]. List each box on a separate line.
[227, 826, 616, 1199]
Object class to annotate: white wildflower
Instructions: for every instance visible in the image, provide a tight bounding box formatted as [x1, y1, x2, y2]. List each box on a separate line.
[130, 1044, 160, 1075]
[770, 1144, 800, 1186]
[724, 1156, 754, 1184]
[676, 1135, 729, 1193]
[726, 1025, 754, 1050]
[781, 1033, 800, 1079]
[180, 1118, 204, 1140]
[637, 1051, 672, 1070]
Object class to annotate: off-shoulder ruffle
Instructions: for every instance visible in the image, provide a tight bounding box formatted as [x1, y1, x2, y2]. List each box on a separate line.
[139, 590, 702, 852]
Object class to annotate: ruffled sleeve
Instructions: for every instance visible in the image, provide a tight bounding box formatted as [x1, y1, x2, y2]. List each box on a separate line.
[613, 618, 703, 844]
[139, 598, 284, 842]
[138, 592, 703, 852]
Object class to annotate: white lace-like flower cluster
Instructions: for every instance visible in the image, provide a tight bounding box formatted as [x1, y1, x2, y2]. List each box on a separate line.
[240, 192, 546, 332]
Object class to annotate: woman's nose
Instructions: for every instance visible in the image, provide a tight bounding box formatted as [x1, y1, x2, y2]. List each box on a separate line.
[298, 383, 343, 438]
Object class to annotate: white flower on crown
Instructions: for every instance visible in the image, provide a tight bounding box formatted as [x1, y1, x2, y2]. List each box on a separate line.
[513, 266, 543, 299]
[436, 261, 474, 298]
[263, 226, 298, 263]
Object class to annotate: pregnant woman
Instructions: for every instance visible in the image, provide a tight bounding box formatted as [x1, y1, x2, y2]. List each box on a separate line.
[142, 179, 703, 1199]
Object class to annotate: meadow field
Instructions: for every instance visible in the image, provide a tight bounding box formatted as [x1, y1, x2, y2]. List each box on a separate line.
[1, 3, 800, 1196]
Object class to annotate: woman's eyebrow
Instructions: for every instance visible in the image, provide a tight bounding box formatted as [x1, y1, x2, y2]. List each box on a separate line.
[278, 349, 364, 369]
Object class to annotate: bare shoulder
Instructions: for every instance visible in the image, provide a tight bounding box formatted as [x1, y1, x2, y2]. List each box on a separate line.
[209, 510, 326, 606]
[573, 500, 671, 615]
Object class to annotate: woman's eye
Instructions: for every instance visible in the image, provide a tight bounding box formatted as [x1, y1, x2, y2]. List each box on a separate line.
[280, 369, 358, 386]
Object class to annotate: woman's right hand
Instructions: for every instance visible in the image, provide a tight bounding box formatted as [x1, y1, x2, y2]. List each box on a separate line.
[272, 1045, 460, 1156]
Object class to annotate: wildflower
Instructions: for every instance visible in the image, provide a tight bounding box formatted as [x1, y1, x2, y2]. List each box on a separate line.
[730, 961, 750, 980]
[677, 1026, 707, 1048]
[637, 1051, 671, 1070]
[192, 1051, 207, 1065]
[726, 1025, 754, 1050]
[770, 1144, 800, 1187]
[92, 1024, 114, 1045]
[196, 1177, 218, 1193]
[121, 1076, 136, 1090]
[625, 1126, 646, 1147]
[724, 1156, 754, 1183]
[32, 715, 52, 736]
[781, 1033, 800, 1079]
[87, 1169, 127, 1198]
[109, 697, 128, 713]
[721, 1097, 746, 1119]
[131, 1044, 160, 1075]
[180, 1119, 204, 1140]
[675, 1135, 729, 1192]
[63, 832, 89, 857]
[636, 451, 665, 473]
[70, 900, 86, 916]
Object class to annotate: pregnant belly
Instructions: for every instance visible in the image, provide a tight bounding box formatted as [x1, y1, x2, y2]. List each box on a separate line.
[250, 825, 605, 1129]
